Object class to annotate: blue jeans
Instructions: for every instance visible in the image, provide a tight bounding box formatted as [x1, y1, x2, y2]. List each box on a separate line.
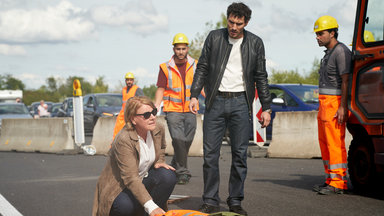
[110, 168, 176, 216]
[166, 112, 196, 177]
[202, 93, 250, 206]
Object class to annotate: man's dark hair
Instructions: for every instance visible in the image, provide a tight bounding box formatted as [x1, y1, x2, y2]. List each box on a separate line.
[327, 28, 339, 39]
[227, 2, 252, 23]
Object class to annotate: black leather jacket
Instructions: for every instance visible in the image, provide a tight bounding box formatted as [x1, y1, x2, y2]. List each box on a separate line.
[190, 28, 271, 113]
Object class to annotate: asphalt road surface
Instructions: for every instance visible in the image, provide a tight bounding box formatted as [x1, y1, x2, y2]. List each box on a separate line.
[0, 145, 383, 216]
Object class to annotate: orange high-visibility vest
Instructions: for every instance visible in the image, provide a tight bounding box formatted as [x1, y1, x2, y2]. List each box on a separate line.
[160, 56, 198, 113]
[112, 85, 139, 139]
[122, 85, 138, 103]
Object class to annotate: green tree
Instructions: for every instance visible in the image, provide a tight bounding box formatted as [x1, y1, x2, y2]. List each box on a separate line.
[22, 75, 111, 105]
[93, 76, 109, 93]
[303, 58, 320, 85]
[189, 13, 227, 60]
[269, 58, 320, 85]
[56, 76, 93, 98]
[46, 76, 58, 92]
[0, 74, 26, 90]
[23, 89, 60, 105]
[143, 84, 158, 100]
[269, 69, 305, 84]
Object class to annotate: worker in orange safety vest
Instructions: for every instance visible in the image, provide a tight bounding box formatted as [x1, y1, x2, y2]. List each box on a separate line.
[313, 15, 351, 195]
[112, 72, 144, 139]
[154, 33, 203, 185]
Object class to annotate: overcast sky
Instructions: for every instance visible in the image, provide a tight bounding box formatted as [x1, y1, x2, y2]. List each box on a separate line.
[0, 0, 357, 91]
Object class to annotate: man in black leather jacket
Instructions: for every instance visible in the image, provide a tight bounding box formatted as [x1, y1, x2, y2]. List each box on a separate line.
[189, 2, 271, 215]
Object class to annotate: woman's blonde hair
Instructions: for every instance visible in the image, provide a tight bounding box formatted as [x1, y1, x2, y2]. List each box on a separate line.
[124, 96, 155, 130]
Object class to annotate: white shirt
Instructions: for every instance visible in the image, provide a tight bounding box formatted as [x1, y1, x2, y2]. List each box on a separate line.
[138, 131, 158, 214]
[219, 37, 245, 92]
[37, 104, 50, 117]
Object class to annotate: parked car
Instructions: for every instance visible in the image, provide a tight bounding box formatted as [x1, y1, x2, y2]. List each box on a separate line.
[29, 101, 54, 117]
[0, 103, 33, 130]
[50, 103, 62, 117]
[57, 97, 73, 117]
[266, 84, 319, 140]
[83, 93, 122, 134]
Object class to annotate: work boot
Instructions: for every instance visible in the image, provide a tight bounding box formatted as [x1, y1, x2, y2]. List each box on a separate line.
[229, 205, 248, 216]
[318, 185, 344, 195]
[313, 183, 328, 192]
[199, 203, 220, 213]
[177, 174, 190, 185]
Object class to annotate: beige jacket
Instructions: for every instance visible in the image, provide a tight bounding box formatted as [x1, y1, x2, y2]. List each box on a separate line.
[92, 123, 166, 216]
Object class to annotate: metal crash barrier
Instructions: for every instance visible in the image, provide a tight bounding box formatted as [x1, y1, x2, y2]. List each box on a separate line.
[267, 111, 352, 158]
[0, 118, 76, 153]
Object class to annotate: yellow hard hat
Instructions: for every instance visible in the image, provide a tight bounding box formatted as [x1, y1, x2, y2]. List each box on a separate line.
[172, 33, 189, 45]
[364, 30, 375, 43]
[125, 72, 134, 79]
[314, 15, 339, 33]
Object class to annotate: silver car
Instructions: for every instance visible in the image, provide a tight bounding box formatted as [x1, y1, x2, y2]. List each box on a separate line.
[0, 103, 33, 130]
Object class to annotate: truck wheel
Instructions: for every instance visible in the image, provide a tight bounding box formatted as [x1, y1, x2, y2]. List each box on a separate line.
[348, 139, 376, 192]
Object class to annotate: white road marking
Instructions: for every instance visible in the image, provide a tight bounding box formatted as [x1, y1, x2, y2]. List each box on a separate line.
[0, 193, 23, 216]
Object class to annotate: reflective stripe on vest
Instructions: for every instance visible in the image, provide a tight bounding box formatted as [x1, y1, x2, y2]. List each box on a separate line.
[160, 55, 197, 112]
[319, 88, 342, 95]
[328, 163, 347, 170]
[330, 173, 346, 180]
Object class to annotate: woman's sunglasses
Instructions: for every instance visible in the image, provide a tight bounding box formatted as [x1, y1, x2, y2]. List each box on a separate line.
[135, 108, 157, 119]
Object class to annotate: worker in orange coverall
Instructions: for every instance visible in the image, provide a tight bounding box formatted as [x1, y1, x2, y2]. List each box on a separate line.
[313, 15, 351, 195]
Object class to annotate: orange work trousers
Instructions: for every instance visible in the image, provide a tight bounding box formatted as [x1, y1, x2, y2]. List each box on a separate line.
[317, 94, 347, 190]
[112, 108, 125, 139]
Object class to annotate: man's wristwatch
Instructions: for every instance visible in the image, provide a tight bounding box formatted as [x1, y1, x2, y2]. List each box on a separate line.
[263, 109, 272, 114]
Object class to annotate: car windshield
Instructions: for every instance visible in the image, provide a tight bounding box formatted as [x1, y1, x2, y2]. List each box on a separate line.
[0, 104, 30, 115]
[52, 104, 61, 113]
[285, 85, 319, 104]
[95, 95, 122, 107]
[68, 99, 73, 109]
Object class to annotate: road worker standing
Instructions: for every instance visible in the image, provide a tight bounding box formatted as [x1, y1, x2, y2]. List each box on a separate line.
[313, 15, 351, 195]
[112, 72, 144, 139]
[154, 33, 200, 185]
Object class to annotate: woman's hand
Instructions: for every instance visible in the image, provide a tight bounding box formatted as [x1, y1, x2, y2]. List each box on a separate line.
[154, 162, 175, 171]
[150, 207, 165, 216]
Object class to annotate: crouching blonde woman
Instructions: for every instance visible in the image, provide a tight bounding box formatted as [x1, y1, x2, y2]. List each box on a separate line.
[93, 96, 176, 216]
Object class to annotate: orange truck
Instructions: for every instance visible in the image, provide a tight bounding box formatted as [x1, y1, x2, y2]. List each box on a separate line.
[347, 0, 384, 191]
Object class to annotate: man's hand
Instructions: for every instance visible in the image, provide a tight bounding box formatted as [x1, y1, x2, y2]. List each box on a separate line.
[154, 88, 165, 112]
[150, 207, 165, 216]
[189, 97, 198, 114]
[259, 111, 271, 128]
[335, 106, 348, 125]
